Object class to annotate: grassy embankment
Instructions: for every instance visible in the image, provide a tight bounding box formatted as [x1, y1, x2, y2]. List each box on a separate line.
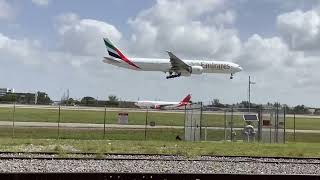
[0, 138, 319, 158]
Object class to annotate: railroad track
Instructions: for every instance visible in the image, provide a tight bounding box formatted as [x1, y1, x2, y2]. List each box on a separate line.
[0, 151, 318, 165]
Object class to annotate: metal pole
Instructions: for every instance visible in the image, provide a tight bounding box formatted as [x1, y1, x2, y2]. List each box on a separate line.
[230, 106, 234, 141]
[200, 102, 203, 141]
[12, 102, 16, 138]
[269, 126, 272, 143]
[283, 107, 286, 144]
[58, 105, 61, 139]
[293, 113, 296, 142]
[257, 106, 262, 142]
[276, 105, 279, 143]
[103, 105, 107, 139]
[191, 108, 195, 142]
[224, 110, 227, 141]
[249, 76, 251, 112]
[144, 108, 148, 140]
[184, 105, 186, 140]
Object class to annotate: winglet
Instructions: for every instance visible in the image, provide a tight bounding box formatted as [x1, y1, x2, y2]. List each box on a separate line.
[166, 51, 177, 59]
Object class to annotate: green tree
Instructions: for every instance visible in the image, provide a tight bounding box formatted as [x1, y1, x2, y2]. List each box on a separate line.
[108, 95, 119, 102]
[81, 96, 96, 106]
[36, 92, 52, 105]
[293, 105, 310, 114]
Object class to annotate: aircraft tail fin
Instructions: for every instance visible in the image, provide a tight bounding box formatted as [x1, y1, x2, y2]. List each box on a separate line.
[103, 38, 128, 60]
[103, 38, 140, 69]
[180, 94, 191, 103]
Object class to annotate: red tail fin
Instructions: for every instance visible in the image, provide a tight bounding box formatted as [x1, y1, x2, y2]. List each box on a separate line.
[180, 94, 191, 103]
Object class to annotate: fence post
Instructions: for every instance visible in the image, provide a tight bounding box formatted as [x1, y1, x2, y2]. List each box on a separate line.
[12, 102, 16, 138]
[283, 107, 286, 144]
[276, 105, 279, 143]
[58, 105, 61, 139]
[184, 105, 186, 141]
[257, 106, 262, 142]
[200, 102, 203, 141]
[103, 105, 107, 139]
[293, 113, 296, 142]
[144, 108, 148, 140]
[224, 110, 227, 141]
[230, 106, 234, 141]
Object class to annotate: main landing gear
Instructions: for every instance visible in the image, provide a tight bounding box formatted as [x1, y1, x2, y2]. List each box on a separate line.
[230, 73, 233, 79]
[166, 72, 181, 79]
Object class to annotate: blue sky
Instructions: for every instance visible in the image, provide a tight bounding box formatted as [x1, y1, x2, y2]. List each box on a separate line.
[1, 0, 320, 107]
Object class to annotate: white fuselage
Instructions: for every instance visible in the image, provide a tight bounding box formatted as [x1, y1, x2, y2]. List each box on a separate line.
[134, 100, 187, 109]
[103, 57, 242, 76]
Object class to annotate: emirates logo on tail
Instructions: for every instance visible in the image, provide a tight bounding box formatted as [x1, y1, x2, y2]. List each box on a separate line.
[103, 38, 140, 69]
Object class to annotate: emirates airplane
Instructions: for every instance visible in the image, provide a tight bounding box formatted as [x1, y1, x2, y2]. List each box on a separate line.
[135, 94, 191, 109]
[102, 38, 242, 79]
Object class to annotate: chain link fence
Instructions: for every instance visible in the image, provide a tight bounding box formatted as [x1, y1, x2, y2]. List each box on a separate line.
[0, 103, 318, 143]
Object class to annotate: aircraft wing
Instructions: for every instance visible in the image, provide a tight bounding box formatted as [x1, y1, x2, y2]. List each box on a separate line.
[167, 51, 191, 73]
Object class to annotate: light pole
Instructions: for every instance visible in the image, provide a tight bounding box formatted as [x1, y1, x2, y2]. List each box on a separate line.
[248, 76, 255, 112]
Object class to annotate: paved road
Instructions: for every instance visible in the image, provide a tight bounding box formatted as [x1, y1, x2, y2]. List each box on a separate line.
[0, 121, 319, 134]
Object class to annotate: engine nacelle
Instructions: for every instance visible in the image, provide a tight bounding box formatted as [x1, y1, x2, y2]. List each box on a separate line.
[190, 66, 203, 74]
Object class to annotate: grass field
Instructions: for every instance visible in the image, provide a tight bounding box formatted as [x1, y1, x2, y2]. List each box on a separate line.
[0, 126, 317, 143]
[0, 138, 319, 157]
[286, 117, 320, 130]
[0, 107, 319, 131]
[0, 107, 267, 127]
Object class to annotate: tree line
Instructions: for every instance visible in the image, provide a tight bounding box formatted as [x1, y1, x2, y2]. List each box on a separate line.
[0, 92, 317, 114]
[207, 99, 316, 114]
[0, 92, 52, 105]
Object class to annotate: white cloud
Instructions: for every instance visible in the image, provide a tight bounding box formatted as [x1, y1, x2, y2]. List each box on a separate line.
[0, 33, 43, 65]
[56, 13, 122, 57]
[207, 10, 236, 26]
[236, 34, 300, 72]
[128, 0, 241, 60]
[277, 9, 320, 52]
[0, 0, 14, 19]
[31, 0, 50, 6]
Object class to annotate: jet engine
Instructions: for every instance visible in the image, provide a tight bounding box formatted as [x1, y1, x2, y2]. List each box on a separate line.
[190, 66, 203, 74]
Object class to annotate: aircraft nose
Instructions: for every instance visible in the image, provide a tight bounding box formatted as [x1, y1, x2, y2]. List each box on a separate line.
[237, 66, 243, 72]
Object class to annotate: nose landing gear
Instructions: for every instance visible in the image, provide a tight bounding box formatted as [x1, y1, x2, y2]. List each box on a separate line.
[230, 74, 233, 79]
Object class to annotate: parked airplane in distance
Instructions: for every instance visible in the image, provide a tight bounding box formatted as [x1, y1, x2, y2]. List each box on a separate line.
[102, 38, 243, 79]
[135, 94, 191, 109]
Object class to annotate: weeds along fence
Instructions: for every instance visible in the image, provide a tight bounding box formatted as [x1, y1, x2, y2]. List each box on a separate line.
[0, 103, 318, 143]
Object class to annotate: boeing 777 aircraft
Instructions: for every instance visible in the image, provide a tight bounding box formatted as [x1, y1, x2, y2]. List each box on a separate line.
[103, 38, 242, 79]
[135, 94, 191, 109]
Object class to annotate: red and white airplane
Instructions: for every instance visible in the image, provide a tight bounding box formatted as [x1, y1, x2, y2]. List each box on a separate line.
[102, 38, 242, 79]
[134, 94, 191, 109]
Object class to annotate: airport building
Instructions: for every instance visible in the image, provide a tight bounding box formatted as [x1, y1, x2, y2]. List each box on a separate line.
[0, 88, 14, 96]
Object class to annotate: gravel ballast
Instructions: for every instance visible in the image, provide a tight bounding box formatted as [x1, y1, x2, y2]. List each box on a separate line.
[0, 154, 319, 174]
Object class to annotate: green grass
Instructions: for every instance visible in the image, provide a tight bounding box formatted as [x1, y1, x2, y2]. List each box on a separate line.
[0, 126, 316, 143]
[286, 117, 320, 130]
[0, 107, 320, 130]
[2, 127, 184, 141]
[0, 107, 246, 127]
[286, 132, 320, 143]
[0, 138, 319, 157]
